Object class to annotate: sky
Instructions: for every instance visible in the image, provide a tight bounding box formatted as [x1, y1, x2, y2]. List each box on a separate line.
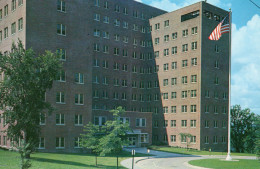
[136, 0, 260, 114]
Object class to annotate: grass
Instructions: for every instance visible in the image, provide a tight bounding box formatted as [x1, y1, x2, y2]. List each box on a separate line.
[188, 159, 259, 169]
[0, 149, 146, 169]
[149, 145, 257, 156]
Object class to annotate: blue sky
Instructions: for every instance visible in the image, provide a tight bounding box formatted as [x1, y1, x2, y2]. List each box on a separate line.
[136, 0, 260, 114]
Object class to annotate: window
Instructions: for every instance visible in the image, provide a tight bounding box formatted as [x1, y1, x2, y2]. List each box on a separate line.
[191, 42, 197, 50]
[56, 113, 65, 125]
[191, 90, 197, 98]
[114, 19, 120, 26]
[154, 51, 159, 58]
[74, 137, 81, 148]
[122, 79, 127, 87]
[181, 105, 187, 113]
[0, 10, 2, 20]
[56, 92, 65, 103]
[75, 94, 84, 105]
[141, 26, 146, 33]
[205, 120, 209, 128]
[103, 16, 109, 23]
[221, 136, 226, 143]
[214, 76, 219, 85]
[75, 114, 83, 125]
[75, 73, 84, 84]
[113, 92, 119, 100]
[205, 105, 210, 113]
[136, 118, 146, 127]
[18, 17, 23, 31]
[163, 63, 169, 71]
[163, 79, 168, 86]
[162, 107, 168, 113]
[57, 48, 66, 60]
[172, 32, 177, 39]
[140, 134, 148, 143]
[214, 120, 218, 128]
[163, 49, 169, 56]
[123, 7, 128, 15]
[213, 136, 218, 144]
[94, 13, 100, 21]
[104, 1, 109, 9]
[56, 137, 65, 148]
[214, 91, 218, 99]
[39, 137, 45, 149]
[182, 44, 188, 52]
[4, 5, 8, 17]
[94, 29, 100, 37]
[214, 60, 219, 68]
[191, 136, 196, 143]
[94, 0, 100, 7]
[102, 60, 108, 69]
[191, 58, 197, 66]
[94, 116, 106, 126]
[114, 48, 119, 55]
[182, 60, 188, 67]
[94, 43, 100, 51]
[154, 80, 159, 88]
[171, 106, 176, 113]
[102, 45, 109, 53]
[215, 44, 219, 53]
[163, 93, 168, 100]
[191, 120, 196, 128]
[172, 46, 177, 55]
[205, 136, 209, 144]
[40, 113, 46, 125]
[57, 24, 66, 35]
[123, 21, 128, 29]
[11, 22, 16, 35]
[115, 5, 120, 12]
[133, 24, 138, 31]
[164, 20, 169, 27]
[122, 92, 127, 100]
[181, 120, 187, 127]
[181, 10, 200, 22]
[102, 90, 108, 99]
[191, 105, 197, 112]
[171, 62, 177, 69]
[155, 38, 160, 45]
[182, 76, 187, 84]
[155, 23, 160, 30]
[181, 91, 187, 98]
[102, 76, 108, 85]
[181, 135, 187, 143]
[57, 0, 66, 12]
[163, 120, 168, 127]
[192, 27, 198, 34]
[113, 62, 119, 70]
[191, 75, 197, 83]
[205, 90, 210, 98]
[171, 78, 177, 85]
[164, 35, 169, 42]
[4, 27, 8, 39]
[171, 120, 176, 127]
[222, 121, 226, 128]
[57, 70, 66, 82]
[171, 92, 177, 99]
[123, 36, 128, 43]
[170, 135, 176, 142]
[18, 0, 23, 6]
[182, 29, 188, 37]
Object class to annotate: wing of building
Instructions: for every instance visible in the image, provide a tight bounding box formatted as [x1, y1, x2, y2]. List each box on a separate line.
[0, 0, 229, 152]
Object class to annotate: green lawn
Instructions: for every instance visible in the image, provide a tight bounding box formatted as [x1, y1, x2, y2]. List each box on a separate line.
[189, 159, 259, 169]
[149, 146, 256, 156]
[0, 149, 143, 169]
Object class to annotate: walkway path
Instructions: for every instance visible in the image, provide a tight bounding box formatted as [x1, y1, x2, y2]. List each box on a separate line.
[121, 148, 257, 169]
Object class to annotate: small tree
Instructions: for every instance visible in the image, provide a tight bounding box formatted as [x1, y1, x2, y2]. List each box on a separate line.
[179, 133, 193, 150]
[81, 107, 130, 168]
[0, 41, 62, 165]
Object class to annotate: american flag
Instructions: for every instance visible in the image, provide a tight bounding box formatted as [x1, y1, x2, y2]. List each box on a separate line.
[209, 13, 230, 41]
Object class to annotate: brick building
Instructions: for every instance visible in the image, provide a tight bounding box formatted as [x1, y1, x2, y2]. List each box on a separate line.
[0, 0, 229, 152]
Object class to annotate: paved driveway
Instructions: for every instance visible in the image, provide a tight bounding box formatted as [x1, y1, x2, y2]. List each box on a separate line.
[121, 148, 257, 169]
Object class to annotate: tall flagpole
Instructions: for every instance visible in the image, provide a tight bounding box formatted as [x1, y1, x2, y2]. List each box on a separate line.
[226, 8, 232, 161]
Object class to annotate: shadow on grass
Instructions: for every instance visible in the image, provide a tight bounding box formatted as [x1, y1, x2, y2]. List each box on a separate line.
[31, 157, 125, 169]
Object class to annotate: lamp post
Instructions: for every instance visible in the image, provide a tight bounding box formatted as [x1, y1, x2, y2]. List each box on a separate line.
[132, 149, 135, 169]
[147, 148, 150, 159]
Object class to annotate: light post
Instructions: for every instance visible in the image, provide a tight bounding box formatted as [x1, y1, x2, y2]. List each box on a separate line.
[147, 148, 150, 159]
[132, 149, 135, 169]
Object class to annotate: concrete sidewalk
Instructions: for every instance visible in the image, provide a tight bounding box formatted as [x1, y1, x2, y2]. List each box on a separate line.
[121, 148, 257, 169]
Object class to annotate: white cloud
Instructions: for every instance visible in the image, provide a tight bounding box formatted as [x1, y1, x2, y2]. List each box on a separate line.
[231, 14, 260, 114]
[148, 0, 231, 12]
[134, 0, 143, 2]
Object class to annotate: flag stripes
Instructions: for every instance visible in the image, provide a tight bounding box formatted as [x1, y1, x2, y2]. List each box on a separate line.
[209, 13, 230, 41]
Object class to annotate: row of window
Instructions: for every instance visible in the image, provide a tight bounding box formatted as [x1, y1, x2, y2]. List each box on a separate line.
[0, 18, 23, 42]
[158, 120, 226, 128]
[154, 27, 198, 45]
[0, 0, 23, 20]
[94, 0, 150, 20]
[159, 135, 226, 144]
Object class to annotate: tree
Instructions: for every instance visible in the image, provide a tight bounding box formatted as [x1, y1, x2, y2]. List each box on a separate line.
[231, 105, 257, 153]
[81, 106, 130, 168]
[179, 133, 193, 150]
[0, 41, 62, 163]
[254, 115, 260, 160]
